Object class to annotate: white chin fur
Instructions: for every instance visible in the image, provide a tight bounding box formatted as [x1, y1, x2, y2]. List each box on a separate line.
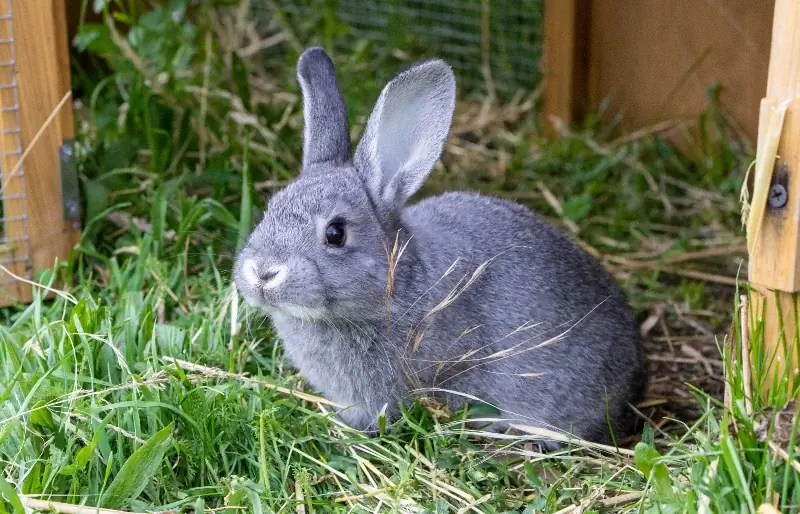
[241, 298, 326, 321]
[242, 295, 263, 308]
[276, 303, 327, 321]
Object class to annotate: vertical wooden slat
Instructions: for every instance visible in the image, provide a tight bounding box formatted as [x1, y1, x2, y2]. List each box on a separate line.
[540, 0, 590, 136]
[53, 0, 76, 144]
[748, 0, 800, 397]
[0, 0, 26, 304]
[0, 0, 78, 306]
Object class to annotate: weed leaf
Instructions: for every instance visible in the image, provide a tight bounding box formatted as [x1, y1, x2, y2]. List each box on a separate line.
[100, 421, 175, 509]
[634, 442, 674, 501]
[0, 476, 24, 514]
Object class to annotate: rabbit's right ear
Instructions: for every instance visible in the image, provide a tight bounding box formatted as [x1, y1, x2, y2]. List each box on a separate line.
[297, 47, 351, 168]
[354, 59, 455, 209]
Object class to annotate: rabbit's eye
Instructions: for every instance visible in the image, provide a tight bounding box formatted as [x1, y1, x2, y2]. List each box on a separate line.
[325, 221, 346, 246]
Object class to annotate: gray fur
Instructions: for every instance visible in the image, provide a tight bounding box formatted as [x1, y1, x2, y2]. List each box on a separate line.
[354, 59, 455, 209]
[234, 47, 646, 446]
[297, 47, 351, 167]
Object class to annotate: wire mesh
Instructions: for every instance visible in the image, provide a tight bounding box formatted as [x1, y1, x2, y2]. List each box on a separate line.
[0, 0, 29, 287]
[267, 0, 543, 100]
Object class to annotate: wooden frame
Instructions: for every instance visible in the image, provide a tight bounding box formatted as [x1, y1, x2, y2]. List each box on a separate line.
[541, 0, 774, 143]
[0, 0, 79, 307]
[747, 0, 800, 397]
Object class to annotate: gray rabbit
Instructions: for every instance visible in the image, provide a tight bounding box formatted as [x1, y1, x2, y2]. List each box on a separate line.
[234, 47, 646, 446]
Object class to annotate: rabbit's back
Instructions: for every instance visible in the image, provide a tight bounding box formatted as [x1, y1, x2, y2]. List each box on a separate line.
[403, 191, 645, 442]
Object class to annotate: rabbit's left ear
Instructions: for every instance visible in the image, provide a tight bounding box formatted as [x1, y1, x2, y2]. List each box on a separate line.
[297, 47, 351, 168]
[354, 59, 455, 208]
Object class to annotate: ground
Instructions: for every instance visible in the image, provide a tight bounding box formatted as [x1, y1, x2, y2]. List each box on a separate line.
[0, 2, 796, 513]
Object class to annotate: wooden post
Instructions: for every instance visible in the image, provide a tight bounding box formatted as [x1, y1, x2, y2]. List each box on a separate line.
[747, 0, 800, 399]
[540, 0, 590, 137]
[0, 0, 78, 307]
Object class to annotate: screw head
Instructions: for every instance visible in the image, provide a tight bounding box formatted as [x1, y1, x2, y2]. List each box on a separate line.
[65, 200, 80, 218]
[770, 184, 788, 208]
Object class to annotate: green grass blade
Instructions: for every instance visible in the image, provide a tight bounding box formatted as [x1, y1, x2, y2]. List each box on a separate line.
[720, 435, 756, 514]
[237, 138, 253, 252]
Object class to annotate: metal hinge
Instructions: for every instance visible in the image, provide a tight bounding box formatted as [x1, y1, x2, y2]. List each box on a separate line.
[59, 139, 81, 229]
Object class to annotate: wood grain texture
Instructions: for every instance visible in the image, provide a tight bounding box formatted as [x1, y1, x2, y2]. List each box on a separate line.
[0, 0, 78, 306]
[0, 0, 25, 303]
[540, 0, 590, 136]
[541, 0, 773, 143]
[766, 0, 800, 99]
[749, 0, 800, 292]
[748, 98, 800, 292]
[53, 0, 76, 141]
[748, 0, 800, 399]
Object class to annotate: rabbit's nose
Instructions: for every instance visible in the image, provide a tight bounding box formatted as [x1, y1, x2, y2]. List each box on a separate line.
[258, 263, 289, 289]
[242, 259, 288, 289]
[259, 269, 278, 282]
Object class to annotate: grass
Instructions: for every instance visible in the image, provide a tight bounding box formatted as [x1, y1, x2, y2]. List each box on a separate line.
[1, 0, 798, 512]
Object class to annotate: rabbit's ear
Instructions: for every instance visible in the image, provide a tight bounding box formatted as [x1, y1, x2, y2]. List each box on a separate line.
[297, 47, 351, 167]
[355, 59, 455, 207]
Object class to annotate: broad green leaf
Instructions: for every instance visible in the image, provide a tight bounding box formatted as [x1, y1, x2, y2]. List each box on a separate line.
[246, 488, 264, 514]
[100, 422, 175, 509]
[81, 179, 110, 224]
[60, 415, 110, 476]
[562, 195, 592, 222]
[634, 442, 674, 501]
[650, 460, 675, 500]
[68, 297, 97, 334]
[101, 139, 137, 171]
[73, 24, 113, 54]
[21, 462, 42, 495]
[0, 476, 24, 514]
[634, 441, 658, 476]
[28, 400, 54, 428]
[642, 423, 655, 448]
[524, 460, 543, 489]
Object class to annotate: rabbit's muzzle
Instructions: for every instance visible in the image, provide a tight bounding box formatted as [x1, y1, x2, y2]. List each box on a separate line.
[234, 250, 327, 318]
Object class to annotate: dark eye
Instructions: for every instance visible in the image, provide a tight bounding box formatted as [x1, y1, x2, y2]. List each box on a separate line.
[325, 221, 346, 246]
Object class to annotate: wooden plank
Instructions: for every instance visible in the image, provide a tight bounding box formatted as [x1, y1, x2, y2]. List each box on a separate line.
[586, 0, 772, 144]
[765, 0, 800, 100]
[540, 0, 590, 136]
[747, 0, 800, 399]
[0, 0, 26, 304]
[53, 0, 76, 144]
[748, 97, 800, 291]
[0, 0, 79, 307]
